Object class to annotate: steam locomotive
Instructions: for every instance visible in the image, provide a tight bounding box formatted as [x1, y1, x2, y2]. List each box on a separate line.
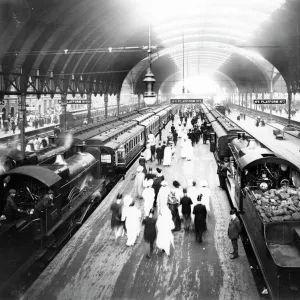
[203, 102, 300, 300]
[0, 104, 177, 294]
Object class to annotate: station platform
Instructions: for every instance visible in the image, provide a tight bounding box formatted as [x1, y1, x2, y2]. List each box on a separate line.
[23, 118, 260, 300]
[227, 109, 300, 170]
[0, 123, 57, 144]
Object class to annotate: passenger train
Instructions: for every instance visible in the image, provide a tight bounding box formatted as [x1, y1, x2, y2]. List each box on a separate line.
[202, 102, 300, 300]
[0, 104, 177, 291]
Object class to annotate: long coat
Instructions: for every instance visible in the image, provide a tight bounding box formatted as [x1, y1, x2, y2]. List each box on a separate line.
[143, 217, 157, 244]
[110, 202, 123, 228]
[134, 172, 145, 198]
[228, 217, 242, 239]
[156, 147, 164, 160]
[193, 203, 207, 231]
[152, 175, 164, 196]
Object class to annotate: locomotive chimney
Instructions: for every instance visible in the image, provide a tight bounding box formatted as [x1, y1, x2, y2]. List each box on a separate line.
[76, 141, 86, 153]
[54, 153, 67, 165]
[48, 135, 55, 146]
[241, 132, 246, 140]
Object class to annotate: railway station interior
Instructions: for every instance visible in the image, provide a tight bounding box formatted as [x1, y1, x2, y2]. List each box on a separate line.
[1, 1, 300, 300]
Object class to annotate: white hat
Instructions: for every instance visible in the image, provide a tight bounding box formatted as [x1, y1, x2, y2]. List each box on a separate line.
[123, 195, 133, 207]
[137, 165, 143, 172]
[199, 180, 208, 187]
[147, 179, 154, 187]
[161, 180, 168, 186]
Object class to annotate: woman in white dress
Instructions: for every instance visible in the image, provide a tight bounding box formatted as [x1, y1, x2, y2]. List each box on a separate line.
[187, 180, 198, 228]
[156, 206, 175, 256]
[198, 180, 211, 214]
[157, 181, 170, 216]
[181, 138, 188, 159]
[122, 195, 141, 246]
[177, 124, 183, 138]
[185, 139, 194, 161]
[142, 179, 155, 217]
[134, 165, 145, 198]
[163, 144, 172, 166]
[144, 143, 152, 161]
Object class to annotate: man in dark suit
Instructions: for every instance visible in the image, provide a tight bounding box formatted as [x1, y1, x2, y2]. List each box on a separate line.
[228, 208, 242, 259]
[172, 130, 178, 146]
[193, 194, 207, 243]
[142, 209, 157, 258]
[156, 143, 163, 165]
[152, 168, 164, 207]
[4, 189, 21, 222]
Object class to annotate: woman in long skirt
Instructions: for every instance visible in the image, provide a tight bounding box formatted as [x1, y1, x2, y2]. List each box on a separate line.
[163, 144, 172, 166]
[156, 206, 175, 256]
[110, 193, 124, 239]
[122, 195, 141, 246]
[142, 179, 155, 217]
[144, 143, 152, 161]
[185, 139, 193, 161]
[134, 165, 145, 198]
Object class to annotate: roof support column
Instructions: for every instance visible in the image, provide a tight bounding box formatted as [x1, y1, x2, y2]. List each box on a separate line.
[288, 89, 292, 125]
[241, 93, 244, 108]
[238, 93, 241, 106]
[138, 94, 141, 109]
[104, 94, 108, 119]
[18, 93, 27, 153]
[245, 93, 248, 108]
[117, 94, 120, 116]
[87, 94, 92, 124]
[61, 93, 67, 130]
[250, 92, 253, 109]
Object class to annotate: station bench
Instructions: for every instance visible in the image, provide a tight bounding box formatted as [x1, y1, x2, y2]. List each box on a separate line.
[273, 129, 284, 139]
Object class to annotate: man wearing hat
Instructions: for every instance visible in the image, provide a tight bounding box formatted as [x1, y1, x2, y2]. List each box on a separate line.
[34, 190, 55, 217]
[152, 168, 164, 207]
[228, 208, 242, 259]
[4, 189, 21, 221]
[142, 208, 157, 258]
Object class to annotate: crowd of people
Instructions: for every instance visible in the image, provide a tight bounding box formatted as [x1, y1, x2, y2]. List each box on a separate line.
[2, 113, 59, 135]
[110, 107, 242, 260]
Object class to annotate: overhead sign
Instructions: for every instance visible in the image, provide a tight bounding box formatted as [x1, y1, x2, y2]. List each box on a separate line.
[254, 99, 286, 104]
[170, 99, 203, 104]
[58, 100, 89, 104]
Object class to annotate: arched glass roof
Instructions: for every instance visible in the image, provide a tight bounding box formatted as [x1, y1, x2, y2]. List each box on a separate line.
[124, 0, 286, 94]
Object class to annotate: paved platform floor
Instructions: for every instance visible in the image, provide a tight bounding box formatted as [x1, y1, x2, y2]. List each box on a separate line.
[227, 109, 300, 170]
[23, 118, 260, 300]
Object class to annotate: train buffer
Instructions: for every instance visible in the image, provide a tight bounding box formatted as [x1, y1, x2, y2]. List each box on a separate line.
[273, 129, 284, 139]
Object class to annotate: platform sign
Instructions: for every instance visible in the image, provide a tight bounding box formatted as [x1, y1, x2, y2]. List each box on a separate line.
[254, 99, 286, 104]
[58, 100, 88, 104]
[170, 99, 203, 104]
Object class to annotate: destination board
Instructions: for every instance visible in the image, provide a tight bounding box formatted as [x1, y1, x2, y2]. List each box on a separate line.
[58, 100, 89, 104]
[254, 99, 286, 104]
[170, 99, 203, 104]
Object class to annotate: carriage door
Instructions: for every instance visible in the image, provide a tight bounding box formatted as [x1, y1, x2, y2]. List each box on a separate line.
[115, 146, 126, 175]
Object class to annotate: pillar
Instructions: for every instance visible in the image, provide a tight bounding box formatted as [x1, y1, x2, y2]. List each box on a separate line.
[87, 93, 92, 123]
[241, 93, 244, 107]
[18, 93, 26, 153]
[245, 93, 248, 108]
[138, 94, 141, 109]
[61, 93, 67, 130]
[250, 93, 253, 109]
[269, 91, 273, 117]
[239, 93, 241, 106]
[117, 93, 120, 116]
[288, 90, 292, 125]
[104, 93, 108, 119]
